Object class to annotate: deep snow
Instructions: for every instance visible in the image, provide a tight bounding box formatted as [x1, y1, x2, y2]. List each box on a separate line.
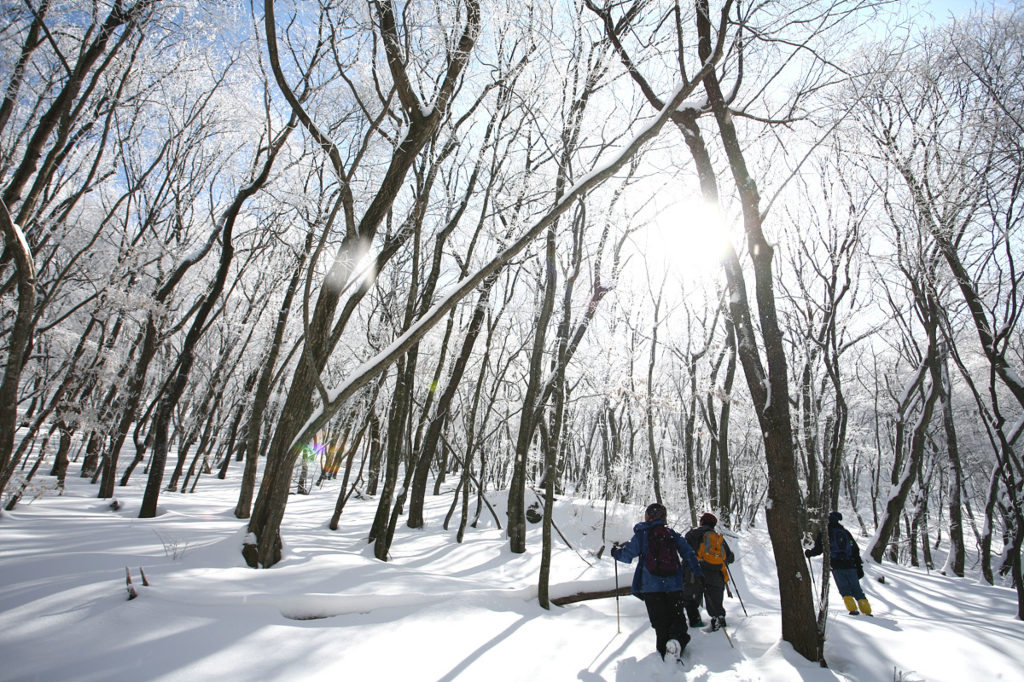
[1, 459, 1021, 682]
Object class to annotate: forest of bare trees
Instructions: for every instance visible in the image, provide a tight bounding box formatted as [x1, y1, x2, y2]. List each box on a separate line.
[2, 0, 1023, 663]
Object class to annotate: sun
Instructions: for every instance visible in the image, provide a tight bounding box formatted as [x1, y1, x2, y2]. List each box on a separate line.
[626, 196, 731, 288]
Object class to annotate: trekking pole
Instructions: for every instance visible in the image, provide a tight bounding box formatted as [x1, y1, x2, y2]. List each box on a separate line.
[725, 566, 748, 617]
[614, 554, 622, 634]
[720, 624, 735, 649]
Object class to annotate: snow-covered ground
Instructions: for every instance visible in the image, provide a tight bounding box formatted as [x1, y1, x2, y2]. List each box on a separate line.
[1, 461, 1021, 682]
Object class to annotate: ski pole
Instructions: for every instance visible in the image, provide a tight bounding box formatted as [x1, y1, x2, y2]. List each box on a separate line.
[720, 624, 735, 649]
[614, 552, 621, 634]
[725, 566, 748, 617]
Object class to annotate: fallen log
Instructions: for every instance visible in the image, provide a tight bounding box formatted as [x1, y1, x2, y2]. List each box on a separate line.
[550, 586, 631, 607]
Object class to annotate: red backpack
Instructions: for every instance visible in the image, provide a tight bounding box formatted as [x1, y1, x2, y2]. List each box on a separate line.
[644, 526, 681, 577]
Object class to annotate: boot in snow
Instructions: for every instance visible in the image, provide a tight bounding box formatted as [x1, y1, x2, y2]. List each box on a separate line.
[709, 617, 720, 631]
[843, 596, 859, 615]
[665, 638, 684, 665]
[858, 598, 873, 616]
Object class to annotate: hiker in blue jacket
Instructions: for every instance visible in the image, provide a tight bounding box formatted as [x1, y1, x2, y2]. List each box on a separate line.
[612, 503, 703, 663]
[805, 511, 873, 616]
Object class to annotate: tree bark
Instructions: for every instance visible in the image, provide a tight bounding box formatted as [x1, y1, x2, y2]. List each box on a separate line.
[695, 0, 819, 660]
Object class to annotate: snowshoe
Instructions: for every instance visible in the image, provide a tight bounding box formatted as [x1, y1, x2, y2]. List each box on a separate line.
[665, 639, 684, 666]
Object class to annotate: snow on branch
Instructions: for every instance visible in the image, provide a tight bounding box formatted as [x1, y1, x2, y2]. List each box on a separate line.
[289, 4, 735, 451]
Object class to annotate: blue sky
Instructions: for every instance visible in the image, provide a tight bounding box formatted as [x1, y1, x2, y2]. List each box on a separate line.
[921, 0, 985, 21]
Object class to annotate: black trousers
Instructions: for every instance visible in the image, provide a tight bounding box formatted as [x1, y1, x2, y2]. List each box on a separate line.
[703, 580, 726, 619]
[642, 591, 690, 658]
[683, 566, 727, 623]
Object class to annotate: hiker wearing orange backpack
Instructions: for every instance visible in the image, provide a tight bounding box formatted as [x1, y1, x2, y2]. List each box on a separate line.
[683, 512, 735, 631]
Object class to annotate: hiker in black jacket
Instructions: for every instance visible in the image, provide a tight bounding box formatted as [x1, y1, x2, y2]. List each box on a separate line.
[683, 512, 735, 631]
[805, 511, 872, 616]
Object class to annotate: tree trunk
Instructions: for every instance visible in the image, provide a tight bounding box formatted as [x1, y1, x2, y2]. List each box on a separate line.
[140, 125, 285, 518]
[236, 237, 308, 517]
[0, 203, 36, 498]
[408, 274, 497, 528]
[718, 319, 736, 526]
[939, 350, 965, 576]
[646, 294, 663, 506]
[509, 237, 557, 554]
[869, 344, 941, 563]
[694, 0, 818, 660]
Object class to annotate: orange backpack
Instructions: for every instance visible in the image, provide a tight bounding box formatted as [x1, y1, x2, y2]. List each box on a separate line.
[698, 531, 726, 562]
[698, 530, 729, 581]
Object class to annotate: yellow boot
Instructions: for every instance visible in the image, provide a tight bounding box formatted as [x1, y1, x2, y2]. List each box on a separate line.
[843, 596, 859, 615]
[858, 599, 872, 616]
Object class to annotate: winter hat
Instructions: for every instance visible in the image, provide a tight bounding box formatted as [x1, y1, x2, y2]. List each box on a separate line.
[700, 512, 718, 527]
[829, 511, 843, 524]
[645, 503, 667, 523]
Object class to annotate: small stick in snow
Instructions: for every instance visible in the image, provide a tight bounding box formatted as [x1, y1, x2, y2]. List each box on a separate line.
[139, 567, 150, 587]
[125, 567, 138, 601]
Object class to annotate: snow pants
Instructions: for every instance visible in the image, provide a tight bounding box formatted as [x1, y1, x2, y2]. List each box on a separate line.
[682, 570, 704, 626]
[641, 590, 690, 658]
[832, 567, 866, 600]
[702, 579, 726, 620]
[684, 563, 727, 622]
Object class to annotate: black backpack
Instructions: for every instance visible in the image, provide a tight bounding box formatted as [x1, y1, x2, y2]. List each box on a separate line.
[829, 526, 854, 562]
[644, 526, 681, 577]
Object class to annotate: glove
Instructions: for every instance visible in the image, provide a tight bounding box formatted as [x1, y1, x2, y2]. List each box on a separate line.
[857, 564, 865, 580]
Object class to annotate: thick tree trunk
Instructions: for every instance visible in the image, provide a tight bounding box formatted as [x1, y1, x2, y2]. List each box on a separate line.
[981, 463, 1001, 585]
[694, 0, 818, 660]
[0, 204, 36, 499]
[372, 356, 417, 560]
